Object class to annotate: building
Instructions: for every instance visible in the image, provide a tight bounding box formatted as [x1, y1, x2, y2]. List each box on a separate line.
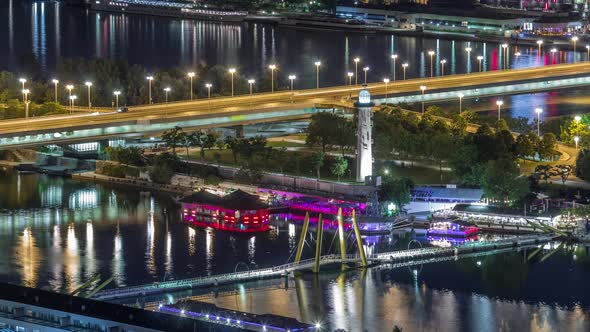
[354, 87, 374, 183]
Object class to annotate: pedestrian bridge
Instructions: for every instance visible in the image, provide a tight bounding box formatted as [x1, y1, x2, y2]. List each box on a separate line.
[92, 234, 557, 302]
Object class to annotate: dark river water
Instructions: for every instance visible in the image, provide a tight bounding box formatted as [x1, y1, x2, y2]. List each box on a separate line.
[0, 171, 589, 331]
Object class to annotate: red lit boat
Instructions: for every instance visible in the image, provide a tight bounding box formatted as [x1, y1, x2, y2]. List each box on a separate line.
[180, 190, 270, 233]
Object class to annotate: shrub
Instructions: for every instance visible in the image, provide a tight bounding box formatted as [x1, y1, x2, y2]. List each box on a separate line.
[149, 164, 174, 184]
[204, 174, 222, 186]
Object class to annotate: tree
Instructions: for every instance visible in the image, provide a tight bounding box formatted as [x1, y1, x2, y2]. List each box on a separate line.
[534, 165, 553, 184]
[184, 132, 200, 158]
[331, 156, 348, 181]
[537, 133, 557, 161]
[553, 164, 573, 185]
[311, 151, 325, 180]
[515, 133, 535, 161]
[161, 126, 185, 155]
[481, 159, 529, 206]
[306, 112, 348, 152]
[224, 136, 239, 163]
[576, 149, 590, 181]
[379, 177, 414, 214]
[202, 132, 218, 159]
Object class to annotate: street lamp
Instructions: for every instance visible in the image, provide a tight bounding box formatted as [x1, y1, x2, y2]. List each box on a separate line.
[66, 84, 74, 107]
[113, 90, 121, 109]
[383, 78, 390, 99]
[205, 83, 212, 99]
[362, 66, 370, 84]
[69, 95, 77, 115]
[514, 52, 521, 64]
[52, 79, 59, 103]
[586, 45, 590, 61]
[428, 50, 435, 77]
[268, 64, 277, 93]
[347, 72, 353, 97]
[550, 48, 558, 63]
[575, 115, 582, 123]
[22, 89, 30, 119]
[402, 63, 409, 80]
[575, 136, 580, 150]
[465, 47, 472, 73]
[420, 85, 427, 113]
[535, 107, 543, 137]
[314, 61, 321, 89]
[85, 81, 93, 109]
[228, 68, 236, 96]
[163, 87, 170, 104]
[477, 55, 484, 72]
[458, 92, 464, 114]
[537, 40, 543, 56]
[391, 54, 398, 81]
[496, 99, 504, 121]
[187, 72, 195, 100]
[353, 57, 360, 85]
[248, 79, 255, 95]
[146, 76, 154, 104]
[288, 74, 296, 90]
[501, 43, 508, 69]
[572, 36, 579, 62]
[440, 59, 447, 76]
[19, 78, 26, 89]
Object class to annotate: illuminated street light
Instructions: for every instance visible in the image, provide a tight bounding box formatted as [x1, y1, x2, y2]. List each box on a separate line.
[501, 43, 508, 69]
[248, 79, 255, 95]
[458, 93, 464, 114]
[113, 90, 121, 109]
[85, 81, 93, 109]
[69, 95, 77, 115]
[288, 74, 296, 91]
[514, 52, 521, 64]
[268, 64, 277, 93]
[347, 72, 353, 97]
[496, 99, 504, 121]
[575, 136, 580, 150]
[402, 63, 409, 80]
[22, 89, 30, 119]
[537, 40, 543, 56]
[52, 79, 59, 103]
[575, 115, 582, 123]
[383, 78, 390, 99]
[187, 72, 195, 100]
[66, 84, 74, 107]
[353, 57, 360, 85]
[228, 68, 236, 96]
[428, 50, 435, 77]
[572, 36, 579, 62]
[440, 59, 447, 76]
[205, 83, 212, 99]
[163, 87, 171, 104]
[314, 61, 321, 89]
[362, 66, 370, 84]
[465, 47, 472, 73]
[535, 107, 543, 137]
[19, 78, 26, 89]
[391, 54, 398, 81]
[146, 76, 154, 104]
[420, 85, 427, 113]
[477, 55, 484, 72]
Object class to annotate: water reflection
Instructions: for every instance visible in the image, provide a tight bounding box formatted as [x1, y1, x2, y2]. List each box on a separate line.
[17, 227, 39, 288]
[65, 223, 80, 292]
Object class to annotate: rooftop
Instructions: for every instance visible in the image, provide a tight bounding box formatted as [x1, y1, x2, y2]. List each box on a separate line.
[181, 189, 269, 210]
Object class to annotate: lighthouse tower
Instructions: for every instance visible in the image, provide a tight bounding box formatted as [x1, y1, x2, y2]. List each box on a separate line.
[354, 86, 374, 182]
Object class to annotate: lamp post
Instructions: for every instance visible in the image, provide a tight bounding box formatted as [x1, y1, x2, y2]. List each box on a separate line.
[353, 57, 360, 85]
[501, 43, 508, 69]
[52, 79, 59, 103]
[402, 63, 408, 80]
[347, 72, 353, 98]
[428, 50, 435, 77]
[391, 54, 398, 81]
[496, 99, 504, 121]
[551, 48, 558, 63]
[575, 136, 580, 150]
[420, 85, 427, 113]
[477, 55, 484, 72]
[187, 72, 195, 100]
[314, 61, 321, 89]
[514, 52, 521, 65]
[228, 68, 236, 96]
[535, 107, 543, 137]
[362, 66, 369, 84]
[288, 75, 296, 90]
[205, 83, 212, 99]
[66, 84, 74, 108]
[440, 59, 447, 76]
[572, 36, 578, 62]
[458, 93, 464, 114]
[113, 90, 121, 109]
[146, 76, 154, 104]
[248, 79, 255, 95]
[163, 87, 170, 104]
[383, 78, 390, 99]
[69, 95, 77, 115]
[85, 81, 93, 109]
[586, 45, 590, 61]
[19, 78, 26, 90]
[537, 40, 543, 56]
[268, 64, 276, 93]
[465, 47, 472, 73]
[22, 89, 30, 119]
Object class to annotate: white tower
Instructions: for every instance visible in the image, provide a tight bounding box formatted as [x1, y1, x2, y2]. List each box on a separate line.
[355, 86, 373, 182]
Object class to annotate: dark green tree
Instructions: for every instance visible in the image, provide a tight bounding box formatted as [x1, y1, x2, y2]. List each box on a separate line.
[161, 126, 185, 155]
[481, 159, 529, 206]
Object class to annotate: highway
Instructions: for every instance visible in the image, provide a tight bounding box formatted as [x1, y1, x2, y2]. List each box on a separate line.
[1, 62, 590, 137]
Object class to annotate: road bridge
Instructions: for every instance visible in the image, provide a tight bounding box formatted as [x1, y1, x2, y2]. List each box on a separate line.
[92, 234, 557, 302]
[1, 63, 589, 148]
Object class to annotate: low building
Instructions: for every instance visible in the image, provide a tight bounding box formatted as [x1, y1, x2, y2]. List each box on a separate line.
[406, 186, 484, 214]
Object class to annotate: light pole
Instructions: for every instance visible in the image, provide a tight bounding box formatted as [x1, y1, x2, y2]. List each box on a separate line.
[52, 79, 59, 103]
[572, 36, 578, 62]
[19, 78, 26, 90]
[205, 83, 212, 99]
[420, 85, 426, 114]
[114, 90, 121, 109]
[22, 89, 30, 119]
[347, 72, 353, 97]
[402, 63, 408, 80]
[353, 57, 360, 85]
[458, 93, 464, 114]
[440, 59, 447, 76]
[496, 99, 503, 121]
[188, 72, 195, 100]
[314, 61, 321, 89]
[535, 107, 543, 137]
[228, 68, 236, 96]
[391, 54, 398, 81]
[146, 76, 154, 104]
[66, 84, 74, 107]
[288, 74, 296, 90]
[587, 45, 590, 61]
[383, 78, 390, 99]
[501, 43, 508, 69]
[85, 81, 93, 109]
[268, 64, 276, 93]
[575, 136, 580, 150]
[465, 47, 472, 73]
[362, 66, 369, 84]
[477, 55, 484, 72]
[164, 87, 170, 104]
[428, 50, 435, 77]
[551, 48, 558, 63]
[248, 79, 255, 95]
[515, 52, 521, 65]
[537, 40, 543, 56]
[69, 95, 77, 115]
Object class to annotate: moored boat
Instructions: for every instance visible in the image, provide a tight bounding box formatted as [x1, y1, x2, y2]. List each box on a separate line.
[427, 220, 478, 238]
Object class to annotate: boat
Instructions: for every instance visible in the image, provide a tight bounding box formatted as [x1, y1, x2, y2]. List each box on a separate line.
[278, 15, 376, 32]
[180, 189, 270, 233]
[427, 220, 478, 238]
[90, 0, 247, 23]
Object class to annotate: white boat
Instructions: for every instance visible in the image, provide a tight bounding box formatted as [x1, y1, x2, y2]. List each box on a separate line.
[90, 0, 247, 23]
